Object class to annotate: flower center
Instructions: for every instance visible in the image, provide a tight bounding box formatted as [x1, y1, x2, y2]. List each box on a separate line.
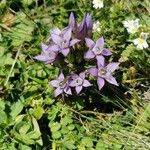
[61, 40, 67, 48]
[98, 68, 107, 76]
[59, 80, 67, 88]
[75, 78, 83, 86]
[93, 47, 102, 55]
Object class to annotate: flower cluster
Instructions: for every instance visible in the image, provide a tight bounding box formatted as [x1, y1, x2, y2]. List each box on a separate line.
[34, 13, 120, 97]
[123, 19, 149, 49]
[93, 0, 104, 9]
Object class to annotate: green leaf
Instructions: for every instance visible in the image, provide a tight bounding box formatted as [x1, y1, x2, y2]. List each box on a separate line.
[33, 106, 44, 120]
[50, 122, 61, 132]
[52, 131, 61, 139]
[10, 101, 24, 120]
[81, 137, 93, 148]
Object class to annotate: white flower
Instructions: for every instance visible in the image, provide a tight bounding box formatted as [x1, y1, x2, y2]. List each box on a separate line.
[122, 19, 140, 34]
[133, 32, 149, 49]
[93, 21, 101, 32]
[93, 0, 104, 9]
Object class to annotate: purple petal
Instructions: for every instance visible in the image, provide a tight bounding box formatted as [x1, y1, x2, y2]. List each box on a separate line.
[97, 77, 105, 90]
[50, 80, 59, 87]
[33, 55, 49, 62]
[87, 67, 98, 77]
[85, 38, 95, 49]
[58, 72, 65, 80]
[50, 28, 61, 35]
[75, 86, 83, 94]
[71, 74, 78, 80]
[106, 62, 120, 73]
[101, 48, 112, 56]
[105, 75, 119, 86]
[83, 80, 91, 87]
[96, 55, 105, 68]
[64, 87, 72, 95]
[63, 28, 72, 41]
[86, 14, 93, 30]
[54, 87, 63, 97]
[79, 72, 85, 79]
[51, 32, 62, 45]
[41, 43, 48, 52]
[95, 37, 104, 48]
[70, 39, 80, 46]
[69, 12, 76, 29]
[84, 50, 95, 59]
[69, 80, 77, 87]
[48, 45, 60, 52]
[61, 48, 70, 56]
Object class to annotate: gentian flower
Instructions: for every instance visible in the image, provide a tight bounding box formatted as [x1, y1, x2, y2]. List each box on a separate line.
[50, 72, 72, 97]
[84, 37, 112, 63]
[93, 0, 104, 9]
[133, 32, 149, 49]
[51, 27, 80, 56]
[122, 19, 140, 34]
[34, 43, 58, 64]
[69, 72, 91, 94]
[69, 13, 93, 40]
[88, 56, 119, 90]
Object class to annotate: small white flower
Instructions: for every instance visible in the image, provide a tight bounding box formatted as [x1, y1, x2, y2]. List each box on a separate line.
[93, 21, 101, 32]
[133, 32, 149, 49]
[93, 0, 104, 9]
[122, 19, 140, 34]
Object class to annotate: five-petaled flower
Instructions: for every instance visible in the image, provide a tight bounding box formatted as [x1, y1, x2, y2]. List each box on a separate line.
[34, 43, 57, 64]
[84, 37, 112, 64]
[69, 72, 91, 94]
[133, 32, 149, 49]
[93, 0, 104, 9]
[50, 72, 72, 97]
[122, 19, 140, 34]
[51, 27, 80, 56]
[87, 56, 120, 90]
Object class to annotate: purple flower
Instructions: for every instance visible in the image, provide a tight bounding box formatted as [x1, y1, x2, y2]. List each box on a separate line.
[69, 72, 91, 94]
[34, 43, 58, 64]
[50, 72, 72, 97]
[50, 27, 80, 56]
[69, 13, 93, 41]
[87, 56, 120, 90]
[84, 37, 112, 63]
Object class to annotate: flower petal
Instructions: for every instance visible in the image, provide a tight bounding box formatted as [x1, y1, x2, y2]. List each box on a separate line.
[70, 39, 80, 46]
[97, 77, 105, 90]
[64, 87, 72, 95]
[50, 80, 59, 87]
[33, 55, 49, 62]
[63, 28, 72, 41]
[101, 48, 112, 56]
[79, 72, 85, 79]
[85, 38, 95, 49]
[83, 80, 91, 87]
[69, 80, 77, 87]
[58, 72, 65, 80]
[48, 45, 60, 52]
[54, 87, 63, 97]
[105, 75, 118, 86]
[84, 50, 95, 59]
[61, 48, 70, 56]
[87, 67, 98, 77]
[75, 86, 83, 94]
[96, 55, 105, 68]
[41, 43, 48, 52]
[69, 12, 76, 29]
[95, 37, 104, 48]
[106, 62, 120, 73]
[51, 31, 62, 45]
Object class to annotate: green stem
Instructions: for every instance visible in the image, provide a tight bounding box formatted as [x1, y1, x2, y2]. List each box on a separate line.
[4, 45, 22, 87]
